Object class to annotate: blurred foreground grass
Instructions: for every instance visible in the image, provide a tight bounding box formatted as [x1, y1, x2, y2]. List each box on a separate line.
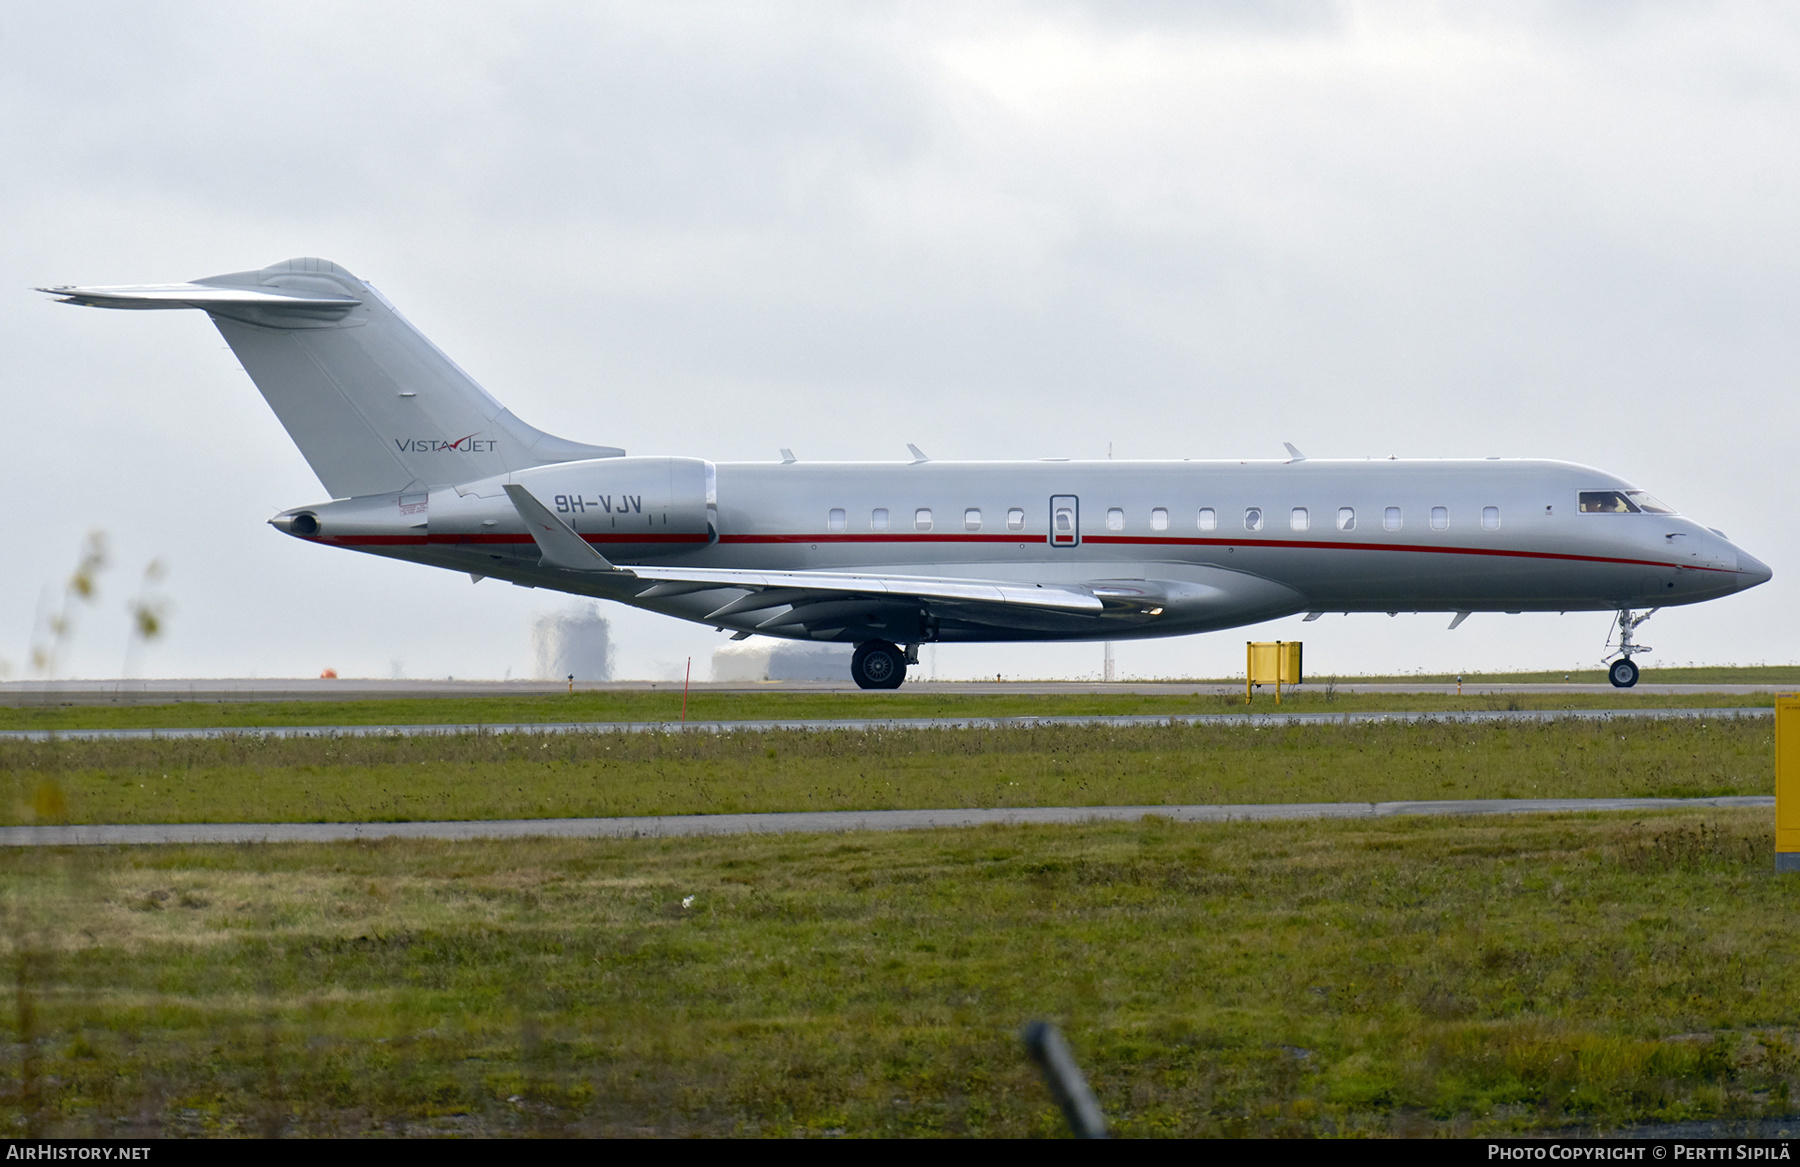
[3, 810, 1795, 1137]
[0, 717, 1773, 826]
[0, 686, 1779, 732]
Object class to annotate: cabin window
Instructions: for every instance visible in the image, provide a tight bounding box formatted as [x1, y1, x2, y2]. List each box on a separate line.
[964, 508, 982, 531]
[1290, 507, 1309, 532]
[871, 508, 889, 532]
[827, 508, 846, 532]
[1627, 491, 1675, 514]
[1482, 506, 1500, 530]
[1151, 507, 1168, 531]
[1384, 506, 1402, 531]
[1578, 491, 1638, 514]
[1106, 507, 1125, 531]
[1244, 507, 1264, 532]
[1007, 507, 1025, 530]
[1337, 507, 1356, 531]
[1197, 507, 1217, 531]
[1430, 506, 1448, 531]
[915, 508, 933, 531]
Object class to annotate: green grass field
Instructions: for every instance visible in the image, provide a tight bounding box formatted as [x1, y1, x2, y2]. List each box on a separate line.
[0, 686, 1780, 733]
[5, 810, 1795, 1137]
[1303, 666, 1800, 686]
[3, 706, 1787, 1137]
[1, 717, 1773, 826]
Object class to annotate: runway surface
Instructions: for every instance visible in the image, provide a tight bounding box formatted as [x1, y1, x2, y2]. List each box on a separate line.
[0, 795, 1771, 847]
[2, 678, 1792, 705]
[0, 705, 1771, 742]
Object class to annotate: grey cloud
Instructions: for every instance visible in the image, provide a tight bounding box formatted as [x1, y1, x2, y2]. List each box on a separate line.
[3, 2, 1796, 680]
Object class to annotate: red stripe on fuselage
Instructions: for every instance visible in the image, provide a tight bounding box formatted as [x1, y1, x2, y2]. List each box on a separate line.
[722, 533, 1028, 544]
[1084, 534, 1732, 572]
[716, 532, 1737, 573]
[315, 532, 712, 547]
[304, 530, 1739, 575]
[580, 533, 711, 544]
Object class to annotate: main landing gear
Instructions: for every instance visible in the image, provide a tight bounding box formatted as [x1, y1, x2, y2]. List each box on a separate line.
[851, 640, 911, 690]
[1604, 608, 1657, 689]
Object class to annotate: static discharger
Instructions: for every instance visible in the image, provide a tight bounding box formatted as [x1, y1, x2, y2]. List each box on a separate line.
[1246, 640, 1302, 704]
[1778, 695, 1800, 872]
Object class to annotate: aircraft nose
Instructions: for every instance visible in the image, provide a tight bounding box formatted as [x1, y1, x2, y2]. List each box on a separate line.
[1735, 550, 1773, 591]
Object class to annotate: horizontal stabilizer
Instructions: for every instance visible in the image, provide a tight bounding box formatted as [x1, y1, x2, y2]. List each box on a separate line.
[38, 282, 361, 324]
[41, 258, 624, 498]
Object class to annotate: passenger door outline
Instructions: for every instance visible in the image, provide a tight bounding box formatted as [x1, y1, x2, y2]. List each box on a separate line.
[1050, 495, 1079, 548]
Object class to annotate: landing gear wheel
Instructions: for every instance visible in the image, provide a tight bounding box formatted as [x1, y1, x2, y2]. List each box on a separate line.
[851, 640, 906, 690]
[1605, 609, 1654, 690]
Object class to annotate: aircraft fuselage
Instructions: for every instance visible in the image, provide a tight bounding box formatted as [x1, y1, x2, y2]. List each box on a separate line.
[277, 455, 1768, 645]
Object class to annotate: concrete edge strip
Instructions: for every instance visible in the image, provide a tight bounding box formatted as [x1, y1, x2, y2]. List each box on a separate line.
[0, 706, 1773, 742]
[0, 796, 1775, 848]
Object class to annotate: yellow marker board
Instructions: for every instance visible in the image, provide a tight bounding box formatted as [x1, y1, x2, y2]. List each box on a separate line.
[1246, 641, 1302, 704]
[1778, 696, 1800, 872]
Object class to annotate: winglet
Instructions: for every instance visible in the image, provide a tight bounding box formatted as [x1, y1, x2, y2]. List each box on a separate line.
[503, 484, 619, 572]
[1282, 442, 1306, 462]
[907, 443, 930, 464]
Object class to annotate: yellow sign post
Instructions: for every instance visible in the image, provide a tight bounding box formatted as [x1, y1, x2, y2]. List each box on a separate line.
[1778, 696, 1800, 872]
[1246, 641, 1302, 704]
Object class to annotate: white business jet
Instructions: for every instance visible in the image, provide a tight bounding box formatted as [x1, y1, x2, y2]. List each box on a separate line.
[40, 259, 1771, 689]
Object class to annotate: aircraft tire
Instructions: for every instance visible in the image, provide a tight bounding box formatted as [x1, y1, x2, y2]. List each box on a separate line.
[1608, 659, 1640, 689]
[851, 640, 906, 690]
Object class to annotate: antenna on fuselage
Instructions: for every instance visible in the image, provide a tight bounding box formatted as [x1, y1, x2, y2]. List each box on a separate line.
[907, 444, 930, 464]
[1283, 442, 1306, 462]
[779, 448, 796, 464]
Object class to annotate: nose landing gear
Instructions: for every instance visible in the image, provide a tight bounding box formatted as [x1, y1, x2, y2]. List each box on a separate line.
[1604, 608, 1656, 688]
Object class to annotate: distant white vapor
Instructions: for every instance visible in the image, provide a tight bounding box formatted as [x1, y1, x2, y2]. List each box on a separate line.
[713, 639, 852, 682]
[532, 605, 613, 681]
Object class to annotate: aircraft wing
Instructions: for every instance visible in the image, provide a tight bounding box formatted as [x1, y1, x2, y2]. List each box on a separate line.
[499, 482, 1105, 632]
[627, 565, 1105, 615]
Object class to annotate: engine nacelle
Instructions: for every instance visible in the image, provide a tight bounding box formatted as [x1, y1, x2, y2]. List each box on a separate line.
[273, 457, 717, 563]
[434, 457, 716, 559]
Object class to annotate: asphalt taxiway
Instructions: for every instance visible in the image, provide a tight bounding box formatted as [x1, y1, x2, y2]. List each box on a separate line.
[1, 677, 1791, 705]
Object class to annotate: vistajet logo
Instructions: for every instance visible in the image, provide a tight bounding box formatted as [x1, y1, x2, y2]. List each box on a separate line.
[395, 432, 498, 454]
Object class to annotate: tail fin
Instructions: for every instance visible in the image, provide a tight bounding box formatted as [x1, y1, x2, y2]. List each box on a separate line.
[41, 257, 622, 498]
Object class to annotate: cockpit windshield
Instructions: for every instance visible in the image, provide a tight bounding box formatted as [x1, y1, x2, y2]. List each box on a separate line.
[1578, 491, 1638, 513]
[1578, 490, 1679, 515]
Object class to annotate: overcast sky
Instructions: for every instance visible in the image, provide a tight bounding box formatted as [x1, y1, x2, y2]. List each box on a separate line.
[3, 2, 1796, 682]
